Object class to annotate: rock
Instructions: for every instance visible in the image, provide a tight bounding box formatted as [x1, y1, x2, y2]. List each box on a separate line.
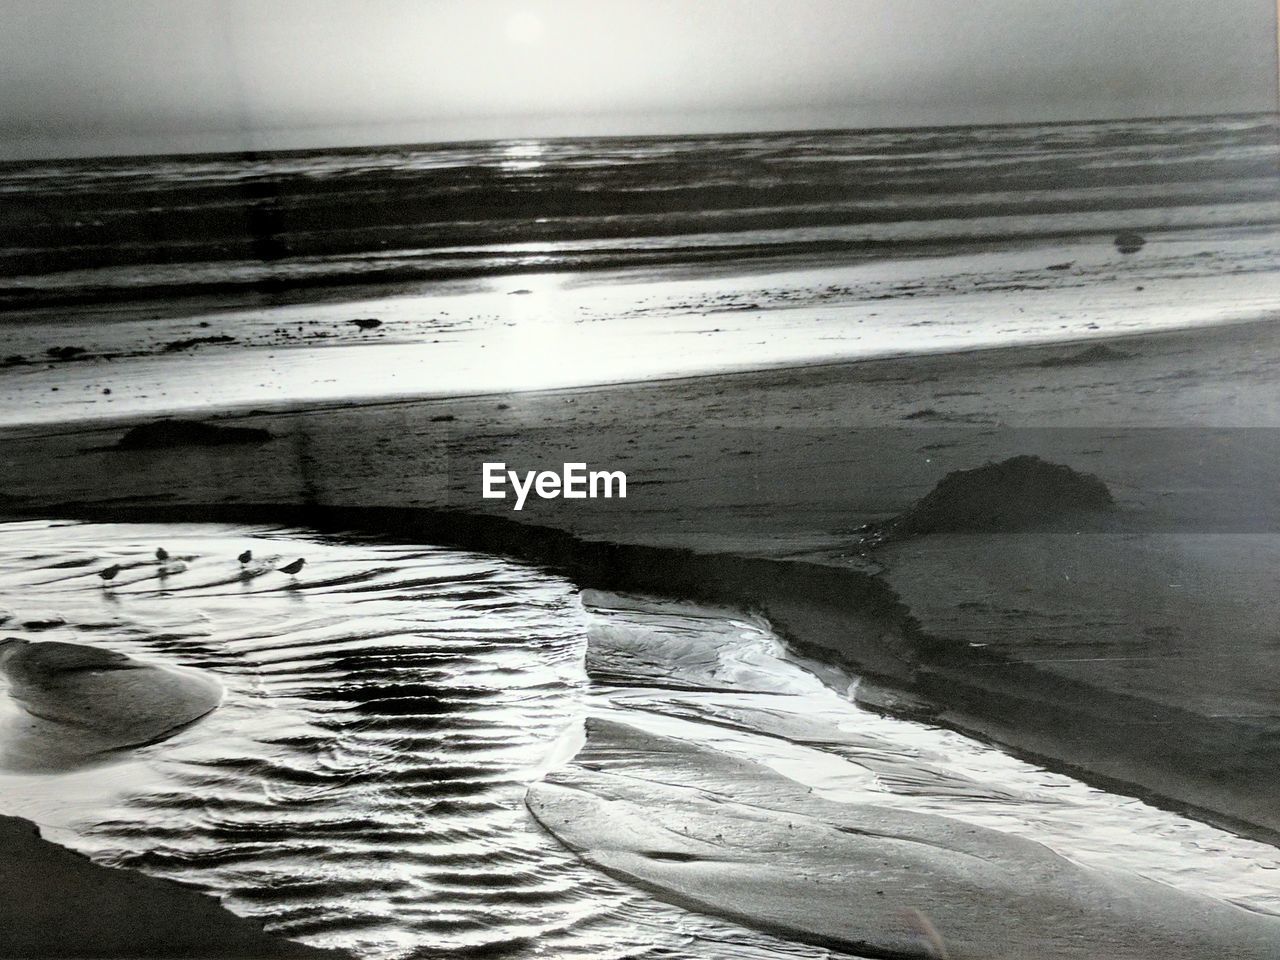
[1037, 343, 1135, 367]
[1114, 232, 1147, 254]
[116, 419, 273, 450]
[350, 318, 382, 330]
[2, 355, 27, 367]
[871, 455, 1113, 540]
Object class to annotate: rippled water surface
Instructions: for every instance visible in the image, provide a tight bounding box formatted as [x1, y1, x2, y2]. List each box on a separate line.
[0, 521, 852, 959]
[1, 520, 1277, 959]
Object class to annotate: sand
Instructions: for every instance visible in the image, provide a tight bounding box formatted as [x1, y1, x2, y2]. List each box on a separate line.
[4, 315, 1280, 950]
[0, 638, 223, 772]
[528, 718, 1280, 959]
[0, 814, 338, 959]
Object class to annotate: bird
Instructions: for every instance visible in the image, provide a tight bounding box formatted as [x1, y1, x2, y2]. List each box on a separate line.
[155, 547, 169, 561]
[278, 558, 306, 575]
[238, 549, 253, 564]
[157, 559, 187, 577]
[99, 564, 122, 581]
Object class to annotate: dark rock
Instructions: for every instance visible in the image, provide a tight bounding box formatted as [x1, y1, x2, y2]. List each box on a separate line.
[429, 414, 456, 422]
[1037, 343, 1134, 367]
[2, 355, 27, 367]
[116, 419, 273, 451]
[1047, 261, 1074, 270]
[160, 335, 236, 353]
[870, 455, 1113, 540]
[1114, 232, 1146, 254]
[350, 318, 382, 330]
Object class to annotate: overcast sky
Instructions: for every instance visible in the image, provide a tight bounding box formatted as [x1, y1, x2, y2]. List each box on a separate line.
[2, 0, 1276, 159]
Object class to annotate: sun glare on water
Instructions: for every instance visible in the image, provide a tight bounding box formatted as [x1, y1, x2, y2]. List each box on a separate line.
[500, 140, 545, 170]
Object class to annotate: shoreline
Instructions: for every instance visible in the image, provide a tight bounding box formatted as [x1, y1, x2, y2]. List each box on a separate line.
[7, 308, 1279, 444]
[15, 498, 1277, 850]
[7, 226, 1280, 429]
[5, 313, 1280, 953]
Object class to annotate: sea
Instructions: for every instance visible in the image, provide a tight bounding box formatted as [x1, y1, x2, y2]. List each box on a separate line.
[2, 113, 1279, 425]
[4, 118, 1280, 957]
[3, 113, 1279, 307]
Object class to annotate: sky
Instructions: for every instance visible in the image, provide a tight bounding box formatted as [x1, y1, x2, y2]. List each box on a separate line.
[1, 0, 1277, 159]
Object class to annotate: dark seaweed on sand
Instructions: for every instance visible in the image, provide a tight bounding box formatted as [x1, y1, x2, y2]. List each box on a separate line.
[116, 419, 273, 450]
[160, 335, 237, 353]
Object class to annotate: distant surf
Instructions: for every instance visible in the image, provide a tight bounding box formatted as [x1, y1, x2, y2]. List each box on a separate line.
[2, 114, 1277, 311]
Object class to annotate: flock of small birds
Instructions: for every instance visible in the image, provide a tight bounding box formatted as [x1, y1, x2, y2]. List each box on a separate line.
[97, 548, 306, 583]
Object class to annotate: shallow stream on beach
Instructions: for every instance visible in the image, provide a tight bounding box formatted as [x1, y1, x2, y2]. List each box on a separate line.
[0, 520, 1277, 959]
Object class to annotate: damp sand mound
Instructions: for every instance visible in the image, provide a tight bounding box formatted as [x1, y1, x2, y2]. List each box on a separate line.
[1037, 343, 1134, 367]
[527, 719, 1280, 960]
[0, 638, 222, 771]
[871, 455, 1113, 541]
[116, 418, 272, 450]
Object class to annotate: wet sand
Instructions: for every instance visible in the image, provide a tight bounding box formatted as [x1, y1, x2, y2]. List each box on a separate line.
[5, 523, 1276, 959]
[0, 813, 336, 959]
[4, 316, 1280, 953]
[528, 719, 1280, 960]
[5, 226, 1280, 427]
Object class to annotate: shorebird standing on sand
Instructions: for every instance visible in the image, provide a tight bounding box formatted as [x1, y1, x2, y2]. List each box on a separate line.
[238, 550, 253, 564]
[278, 558, 306, 575]
[99, 564, 122, 582]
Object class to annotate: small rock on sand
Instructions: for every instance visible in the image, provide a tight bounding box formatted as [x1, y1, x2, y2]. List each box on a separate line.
[1114, 231, 1147, 254]
[350, 318, 382, 330]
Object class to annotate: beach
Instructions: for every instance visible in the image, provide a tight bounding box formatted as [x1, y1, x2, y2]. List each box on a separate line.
[4, 311, 1280, 955]
[4, 113, 1280, 958]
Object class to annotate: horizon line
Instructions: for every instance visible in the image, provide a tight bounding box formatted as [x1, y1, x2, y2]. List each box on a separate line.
[3, 107, 1277, 166]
